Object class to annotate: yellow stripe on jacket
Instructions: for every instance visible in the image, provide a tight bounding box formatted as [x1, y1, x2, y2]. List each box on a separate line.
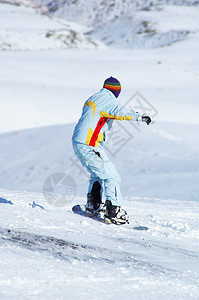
[100, 111, 132, 120]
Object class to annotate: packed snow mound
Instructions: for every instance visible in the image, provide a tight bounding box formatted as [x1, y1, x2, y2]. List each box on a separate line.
[0, 3, 104, 51]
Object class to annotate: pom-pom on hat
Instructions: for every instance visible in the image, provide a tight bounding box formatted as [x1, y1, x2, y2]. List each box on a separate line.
[103, 76, 121, 98]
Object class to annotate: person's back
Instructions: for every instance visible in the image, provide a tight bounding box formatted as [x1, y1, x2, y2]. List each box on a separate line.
[72, 88, 114, 147]
[73, 84, 139, 148]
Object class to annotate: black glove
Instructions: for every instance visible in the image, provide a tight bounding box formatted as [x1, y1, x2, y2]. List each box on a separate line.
[142, 115, 153, 125]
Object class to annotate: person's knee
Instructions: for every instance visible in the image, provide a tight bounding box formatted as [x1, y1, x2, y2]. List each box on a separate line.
[105, 176, 120, 187]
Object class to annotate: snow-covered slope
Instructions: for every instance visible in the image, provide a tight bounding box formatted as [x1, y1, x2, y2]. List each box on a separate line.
[0, 2, 103, 50]
[41, 0, 199, 27]
[90, 5, 199, 48]
[43, 0, 199, 48]
[1, 1, 199, 49]
[0, 189, 199, 300]
[1, 39, 199, 133]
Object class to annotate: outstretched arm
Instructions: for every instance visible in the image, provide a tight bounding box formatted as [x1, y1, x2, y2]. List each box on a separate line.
[100, 98, 140, 121]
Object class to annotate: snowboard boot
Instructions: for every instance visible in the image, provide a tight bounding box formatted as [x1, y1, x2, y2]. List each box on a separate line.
[104, 200, 129, 225]
[86, 181, 104, 217]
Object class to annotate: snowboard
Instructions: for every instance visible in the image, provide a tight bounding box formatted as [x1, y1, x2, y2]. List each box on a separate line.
[72, 204, 149, 230]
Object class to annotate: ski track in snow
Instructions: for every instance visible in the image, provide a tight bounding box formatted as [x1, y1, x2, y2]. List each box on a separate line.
[0, 190, 199, 299]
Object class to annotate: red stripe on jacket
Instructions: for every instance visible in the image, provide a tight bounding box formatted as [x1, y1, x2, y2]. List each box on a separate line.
[89, 117, 108, 147]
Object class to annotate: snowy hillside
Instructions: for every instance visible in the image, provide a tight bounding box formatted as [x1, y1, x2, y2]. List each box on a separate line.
[0, 2, 103, 50]
[0, 2, 199, 299]
[3, 0, 199, 48]
[90, 5, 199, 48]
[42, 0, 199, 48]
[40, 0, 199, 27]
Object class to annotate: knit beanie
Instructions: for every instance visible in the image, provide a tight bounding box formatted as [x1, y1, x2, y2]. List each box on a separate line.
[103, 76, 121, 98]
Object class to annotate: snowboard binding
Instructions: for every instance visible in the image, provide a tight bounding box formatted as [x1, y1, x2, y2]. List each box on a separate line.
[85, 182, 129, 225]
[104, 200, 129, 225]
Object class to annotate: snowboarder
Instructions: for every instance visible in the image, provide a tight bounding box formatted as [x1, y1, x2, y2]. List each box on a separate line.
[72, 76, 153, 224]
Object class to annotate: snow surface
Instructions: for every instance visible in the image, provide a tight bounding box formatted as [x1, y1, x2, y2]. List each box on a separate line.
[0, 2, 199, 299]
[0, 3, 103, 50]
[0, 190, 199, 299]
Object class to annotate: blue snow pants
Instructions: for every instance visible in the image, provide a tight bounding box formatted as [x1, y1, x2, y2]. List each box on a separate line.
[72, 141, 122, 206]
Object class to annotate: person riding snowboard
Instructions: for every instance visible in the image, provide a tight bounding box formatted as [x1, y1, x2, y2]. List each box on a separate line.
[72, 76, 153, 224]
